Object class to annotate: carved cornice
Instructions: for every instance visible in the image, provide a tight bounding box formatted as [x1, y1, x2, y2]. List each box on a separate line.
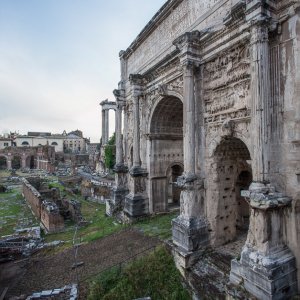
[223, 0, 246, 26]
[100, 99, 117, 110]
[129, 74, 144, 86]
[173, 30, 202, 50]
[122, 0, 183, 60]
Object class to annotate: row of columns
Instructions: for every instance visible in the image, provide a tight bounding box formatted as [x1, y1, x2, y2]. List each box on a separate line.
[100, 99, 116, 145]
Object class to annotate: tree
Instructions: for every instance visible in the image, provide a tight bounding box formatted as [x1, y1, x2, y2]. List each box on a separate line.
[104, 133, 116, 170]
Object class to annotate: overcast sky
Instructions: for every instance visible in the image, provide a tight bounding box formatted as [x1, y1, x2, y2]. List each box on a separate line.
[0, 0, 166, 142]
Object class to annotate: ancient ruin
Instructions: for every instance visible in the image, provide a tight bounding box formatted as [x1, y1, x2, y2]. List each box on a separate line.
[0, 146, 55, 172]
[106, 0, 300, 298]
[22, 177, 85, 232]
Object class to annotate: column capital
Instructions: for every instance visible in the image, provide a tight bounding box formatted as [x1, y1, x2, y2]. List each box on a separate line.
[173, 30, 202, 67]
[129, 73, 144, 86]
[129, 74, 144, 97]
[100, 99, 117, 111]
[113, 89, 126, 109]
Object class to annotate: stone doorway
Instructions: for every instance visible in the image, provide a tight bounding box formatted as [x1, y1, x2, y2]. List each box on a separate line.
[149, 96, 183, 213]
[0, 156, 7, 170]
[167, 164, 183, 209]
[207, 136, 252, 246]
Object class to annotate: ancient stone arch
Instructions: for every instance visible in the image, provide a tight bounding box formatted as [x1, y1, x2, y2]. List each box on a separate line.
[106, 1, 300, 298]
[0, 155, 8, 170]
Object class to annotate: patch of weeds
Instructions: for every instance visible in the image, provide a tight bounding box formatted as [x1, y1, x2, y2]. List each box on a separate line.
[87, 245, 191, 300]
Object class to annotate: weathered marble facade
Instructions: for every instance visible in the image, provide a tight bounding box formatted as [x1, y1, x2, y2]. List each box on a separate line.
[107, 0, 300, 298]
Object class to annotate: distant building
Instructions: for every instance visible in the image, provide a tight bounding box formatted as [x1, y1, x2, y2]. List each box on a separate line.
[15, 132, 64, 152]
[63, 130, 89, 154]
[86, 143, 100, 155]
[0, 137, 12, 149]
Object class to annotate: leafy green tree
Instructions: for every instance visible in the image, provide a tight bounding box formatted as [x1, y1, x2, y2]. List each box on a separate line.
[104, 133, 116, 170]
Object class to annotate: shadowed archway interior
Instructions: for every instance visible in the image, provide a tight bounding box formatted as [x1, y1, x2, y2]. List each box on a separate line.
[149, 96, 184, 213]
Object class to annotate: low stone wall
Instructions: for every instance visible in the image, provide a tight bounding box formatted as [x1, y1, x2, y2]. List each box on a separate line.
[22, 178, 42, 219]
[81, 178, 113, 203]
[41, 200, 64, 233]
[22, 178, 64, 233]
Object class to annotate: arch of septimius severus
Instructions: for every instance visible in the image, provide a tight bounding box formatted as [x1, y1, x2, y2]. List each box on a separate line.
[104, 0, 300, 298]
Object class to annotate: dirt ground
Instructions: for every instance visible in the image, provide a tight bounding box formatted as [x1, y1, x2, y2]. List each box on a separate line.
[0, 229, 160, 299]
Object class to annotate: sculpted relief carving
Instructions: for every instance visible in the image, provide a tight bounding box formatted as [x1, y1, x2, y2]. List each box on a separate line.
[203, 45, 251, 124]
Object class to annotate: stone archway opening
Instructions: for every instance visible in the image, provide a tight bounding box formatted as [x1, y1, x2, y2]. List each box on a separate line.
[26, 155, 35, 169]
[11, 156, 21, 170]
[167, 164, 183, 209]
[0, 156, 7, 170]
[208, 136, 252, 247]
[149, 96, 183, 212]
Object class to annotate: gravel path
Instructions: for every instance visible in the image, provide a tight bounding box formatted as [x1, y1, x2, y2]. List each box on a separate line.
[2, 229, 160, 299]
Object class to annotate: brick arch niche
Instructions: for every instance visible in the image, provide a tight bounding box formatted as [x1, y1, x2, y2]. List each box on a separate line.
[0, 155, 7, 170]
[206, 136, 252, 246]
[148, 96, 183, 213]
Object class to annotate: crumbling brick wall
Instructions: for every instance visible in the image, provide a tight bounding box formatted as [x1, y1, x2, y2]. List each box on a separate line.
[22, 178, 42, 219]
[41, 201, 64, 233]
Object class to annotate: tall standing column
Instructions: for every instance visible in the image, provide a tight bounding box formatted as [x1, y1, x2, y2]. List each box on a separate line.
[250, 21, 270, 183]
[172, 32, 209, 267]
[115, 101, 123, 167]
[230, 17, 297, 299]
[107, 89, 128, 218]
[101, 109, 106, 144]
[132, 94, 141, 169]
[104, 109, 109, 145]
[124, 74, 149, 220]
[183, 60, 196, 179]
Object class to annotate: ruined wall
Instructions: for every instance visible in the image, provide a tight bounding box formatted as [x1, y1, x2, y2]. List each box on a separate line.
[22, 178, 65, 233]
[41, 201, 64, 233]
[22, 179, 42, 219]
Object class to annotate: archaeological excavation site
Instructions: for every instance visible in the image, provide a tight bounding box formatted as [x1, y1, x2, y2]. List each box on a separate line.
[1, 0, 300, 299]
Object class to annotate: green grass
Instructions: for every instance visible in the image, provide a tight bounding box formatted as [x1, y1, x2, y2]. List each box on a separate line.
[44, 195, 124, 246]
[0, 188, 38, 236]
[134, 211, 179, 240]
[87, 245, 191, 300]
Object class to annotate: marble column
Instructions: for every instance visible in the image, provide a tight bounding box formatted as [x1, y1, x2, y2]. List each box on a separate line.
[115, 101, 123, 167]
[171, 32, 209, 271]
[132, 94, 141, 169]
[124, 74, 148, 220]
[106, 90, 128, 218]
[230, 18, 298, 299]
[104, 109, 109, 144]
[250, 22, 270, 183]
[101, 109, 106, 144]
[183, 61, 196, 179]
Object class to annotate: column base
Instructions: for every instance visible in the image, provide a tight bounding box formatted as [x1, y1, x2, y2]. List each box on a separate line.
[124, 193, 149, 219]
[106, 187, 128, 217]
[230, 245, 297, 300]
[172, 215, 209, 253]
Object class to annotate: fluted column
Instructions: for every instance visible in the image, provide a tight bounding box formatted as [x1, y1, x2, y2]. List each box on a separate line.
[250, 21, 270, 183]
